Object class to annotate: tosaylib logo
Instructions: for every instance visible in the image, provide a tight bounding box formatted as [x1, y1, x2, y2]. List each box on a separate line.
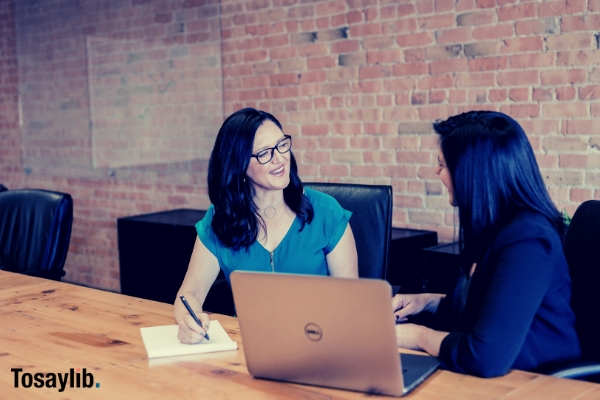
[11, 368, 100, 392]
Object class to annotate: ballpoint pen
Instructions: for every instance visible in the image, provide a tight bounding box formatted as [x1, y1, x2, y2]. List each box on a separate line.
[179, 295, 210, 341]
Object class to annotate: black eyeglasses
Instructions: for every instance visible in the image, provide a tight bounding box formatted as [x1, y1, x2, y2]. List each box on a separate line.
[250, 135, 292, 165]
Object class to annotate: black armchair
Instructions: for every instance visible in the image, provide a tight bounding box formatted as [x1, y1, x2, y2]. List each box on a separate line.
[0, 189, 73, 280]
[551, 200, 600, 382]
[305, 182, 392, 279]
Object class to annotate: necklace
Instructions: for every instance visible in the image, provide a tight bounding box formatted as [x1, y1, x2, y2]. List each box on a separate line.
[262, 205, 278, 218]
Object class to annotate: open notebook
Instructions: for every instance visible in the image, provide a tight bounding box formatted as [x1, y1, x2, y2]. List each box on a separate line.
[140, 320, 238, 358]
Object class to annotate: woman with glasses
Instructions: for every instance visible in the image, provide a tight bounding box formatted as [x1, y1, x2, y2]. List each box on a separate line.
[175, 108, 358, 343]
[391, 111, 581, 377]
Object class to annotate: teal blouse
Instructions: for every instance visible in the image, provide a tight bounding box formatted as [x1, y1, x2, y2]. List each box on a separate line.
[195, 188, 351, 280]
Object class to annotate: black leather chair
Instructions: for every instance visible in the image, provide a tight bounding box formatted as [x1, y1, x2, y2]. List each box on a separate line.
[0, 189, 73, 280]
[551, 200, 600, 382]
[305, 182, 392, 279]
[0, 184, 7, 192]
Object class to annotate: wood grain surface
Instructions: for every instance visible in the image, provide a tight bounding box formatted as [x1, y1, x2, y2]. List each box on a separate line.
[1, 270, 598, 399]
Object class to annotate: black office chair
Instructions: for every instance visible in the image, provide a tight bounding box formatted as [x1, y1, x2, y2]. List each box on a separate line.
[551, 200, 600, 382]
[305, 182, 392, 279]
[0, 184, 7, 192]
[0, 189, 73, 280]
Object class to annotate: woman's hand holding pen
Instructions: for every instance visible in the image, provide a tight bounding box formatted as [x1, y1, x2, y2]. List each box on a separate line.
[174, 294, 211, 344]
[392, 293, 445, 322]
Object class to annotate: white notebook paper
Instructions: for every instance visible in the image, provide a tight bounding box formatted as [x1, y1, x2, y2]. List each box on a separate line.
[140, 320, 238, 358]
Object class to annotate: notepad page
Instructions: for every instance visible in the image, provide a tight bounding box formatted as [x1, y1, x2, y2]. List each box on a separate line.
[140, 320, 238, 358]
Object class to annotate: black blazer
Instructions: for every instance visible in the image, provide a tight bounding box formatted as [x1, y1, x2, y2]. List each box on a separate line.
[437, 211, 581, 377]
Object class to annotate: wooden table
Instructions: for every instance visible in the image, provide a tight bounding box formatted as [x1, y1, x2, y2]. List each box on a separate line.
[1, 270, 598, 399]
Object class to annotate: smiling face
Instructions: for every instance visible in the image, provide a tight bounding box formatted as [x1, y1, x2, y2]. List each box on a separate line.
[436, 150, 455, 206]
[245, 119, 291, 194]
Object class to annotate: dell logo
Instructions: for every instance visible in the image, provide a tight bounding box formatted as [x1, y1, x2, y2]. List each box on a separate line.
[304, 322, 322, 341]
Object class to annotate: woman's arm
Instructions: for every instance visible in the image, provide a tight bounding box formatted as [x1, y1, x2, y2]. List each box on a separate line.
[326, 223, 358, 278]
[174, 237, 221, 343]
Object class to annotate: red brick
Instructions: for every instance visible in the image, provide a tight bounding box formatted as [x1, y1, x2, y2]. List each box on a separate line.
[468, 56, 508, 71]
[515, 18, 559, 35]
[430, 59, 468, 75]
[393, 63, 428, 76]
[489, 89, 508, 102]
[417, 74, 454, 90]
[359, 65, 392, 80]
[501, 37, 544, 53]
[299, 70, 326, 83]
[270, 73, 300, 86]
[263, 34, 288, 47]
[579, 85, 600, 100]
[497, 70, 539, 86]
[449, 89, 467, 103]
[499, 104, 540, 118]
[315, 0, 346, 17]
[302, 124, 329, 136]
[351, 165, 383, 177]
[396, 32, 434, 47]
[556, 86, 576, 101]
[346, 10, 362, 24]
[456, 72, 495, 87]
[303, 151, 331, 164]
[418, 13, 455, 30]
[307, 56, 336, 69]
[564, 120, 597, 135]
[570, 188, 592, 203]
[509, 53, 554, 69]
[382, 19, 418, 35]
[429, 90, 446, 104]
[320, 165, 349, 177]
[456, 10, 495, 26]
[557, 50, 600, 66]
[546, 33, 593, 51]
[435, 27, 472, 44]
[472, 23, 514, 40]
[350, 23, 382, 36]
[383, 165, 418, 178]
[509, 88, 529, 102]
[541, 103, 587, 118]
[297, 43, 328, 57]
[331, 122, 362, 135]
[331, 40, 360, 53]
[498, 3, 537, 20]
[541, 69, 586, 85]
[367, 49, 403, 64]
[416, 0, 435, 13]
[356, 80, 382, 93]
[243, 49, 268, 62]
[533, 88, 553, 101]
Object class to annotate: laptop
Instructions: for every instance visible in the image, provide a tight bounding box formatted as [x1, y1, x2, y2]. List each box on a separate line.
[230, 271, 440, 397]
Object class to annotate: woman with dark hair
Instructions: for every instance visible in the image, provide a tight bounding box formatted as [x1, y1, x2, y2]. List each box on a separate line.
[392, 111, 581, 377]
[175, 108, 358, 343]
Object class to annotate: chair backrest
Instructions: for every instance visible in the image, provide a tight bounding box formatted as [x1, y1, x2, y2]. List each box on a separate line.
[0, 184, 7, 192]
[0, 189, 73, 280]
[305, 182, 392, 279]
[565, 200, 600, 361]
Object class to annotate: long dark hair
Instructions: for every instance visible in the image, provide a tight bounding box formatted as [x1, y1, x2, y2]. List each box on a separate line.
[207, 107, 313, 250]
[433, 110, 565, 262]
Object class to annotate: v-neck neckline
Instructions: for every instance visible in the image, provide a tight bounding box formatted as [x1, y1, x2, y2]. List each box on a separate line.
[256, 215, 299, 254]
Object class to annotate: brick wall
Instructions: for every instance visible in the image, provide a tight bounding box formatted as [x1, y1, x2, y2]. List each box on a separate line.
[1, 0, 600, 290]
